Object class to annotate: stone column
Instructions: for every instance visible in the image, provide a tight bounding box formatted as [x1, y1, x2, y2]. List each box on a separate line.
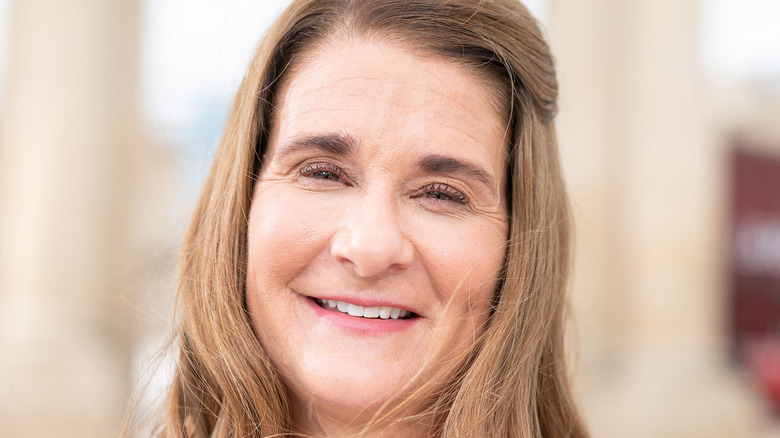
[0, 0, 141, 436]
[550, 0, 767, 437]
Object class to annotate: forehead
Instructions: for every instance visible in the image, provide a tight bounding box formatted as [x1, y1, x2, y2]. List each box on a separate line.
[267, 37, 509, 185]
[280, 35, 509, 116]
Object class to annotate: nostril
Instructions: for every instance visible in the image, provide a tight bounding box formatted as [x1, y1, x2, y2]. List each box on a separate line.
[330, 220, 414, 278]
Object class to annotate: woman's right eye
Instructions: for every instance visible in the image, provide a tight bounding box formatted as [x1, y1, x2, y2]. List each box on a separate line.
[299, 162, 348, 184]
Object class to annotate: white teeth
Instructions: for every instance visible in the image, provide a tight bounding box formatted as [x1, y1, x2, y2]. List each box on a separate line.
[364, 306, 380, 318]
[316, 299, 412, 320]
[346, 304, 364, 316]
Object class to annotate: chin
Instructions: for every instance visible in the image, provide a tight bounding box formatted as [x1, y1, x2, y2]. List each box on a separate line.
[289, 350, 429, 413]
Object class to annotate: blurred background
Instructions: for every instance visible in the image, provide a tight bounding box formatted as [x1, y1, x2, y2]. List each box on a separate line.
[1, 0, 779, 436]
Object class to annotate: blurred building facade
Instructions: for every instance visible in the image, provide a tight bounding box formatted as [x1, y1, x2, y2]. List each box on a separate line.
[0, 0, 145, 436]
[0, 0, 778, 437]
[550, 1, 779, 437]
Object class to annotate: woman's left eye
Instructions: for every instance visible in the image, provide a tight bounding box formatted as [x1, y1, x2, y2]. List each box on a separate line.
[413, 183, 468, 205]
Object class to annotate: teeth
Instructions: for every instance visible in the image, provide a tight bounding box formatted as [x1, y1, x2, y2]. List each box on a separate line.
[346, 304, 364, 316]
[316, 299, 413, 320]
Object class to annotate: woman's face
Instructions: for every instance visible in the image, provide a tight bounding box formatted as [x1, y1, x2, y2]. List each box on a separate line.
[245, 38, 508, 427]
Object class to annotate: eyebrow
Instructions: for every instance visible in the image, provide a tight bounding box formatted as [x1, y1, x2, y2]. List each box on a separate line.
[274, 133, 358, 159]
[274, 133, 498, 195]
[418, 154, 498, 195]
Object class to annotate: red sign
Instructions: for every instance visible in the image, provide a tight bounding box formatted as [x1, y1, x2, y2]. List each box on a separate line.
[730, 147, 780, 414]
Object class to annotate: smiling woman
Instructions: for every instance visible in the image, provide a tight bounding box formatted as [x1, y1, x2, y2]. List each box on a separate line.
[133, 0, 588, 437]
[246, 39, 509, 435]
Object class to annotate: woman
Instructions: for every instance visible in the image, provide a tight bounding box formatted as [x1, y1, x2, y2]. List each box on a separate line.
[151, 0, 587, 436]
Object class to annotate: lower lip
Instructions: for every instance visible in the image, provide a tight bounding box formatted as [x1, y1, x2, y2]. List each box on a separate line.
[303, 297, 419, 334]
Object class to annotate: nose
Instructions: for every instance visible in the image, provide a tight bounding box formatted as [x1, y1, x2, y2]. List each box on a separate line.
[330, 191, 414, 278]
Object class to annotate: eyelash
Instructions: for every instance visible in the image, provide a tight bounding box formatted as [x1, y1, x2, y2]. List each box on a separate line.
[413, 183, 468, 205]
[298, 162, 468, 205]
[299, 162, 349, 184]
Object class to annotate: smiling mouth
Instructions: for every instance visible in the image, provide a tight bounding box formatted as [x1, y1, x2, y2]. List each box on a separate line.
[314, 298, 417, 320]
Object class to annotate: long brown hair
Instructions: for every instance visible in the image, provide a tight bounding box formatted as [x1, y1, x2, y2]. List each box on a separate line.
[140, 0, 587, 436]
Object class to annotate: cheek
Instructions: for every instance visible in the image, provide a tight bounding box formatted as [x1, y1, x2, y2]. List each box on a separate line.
[413, 215, 507, 314]
[247, 190, 337, 283]
[245, 190, 343, 362]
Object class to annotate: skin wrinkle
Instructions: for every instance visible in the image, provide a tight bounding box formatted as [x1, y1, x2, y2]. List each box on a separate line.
[295, 72, 491, 122]
[281, 65, 505, 147]
[275, 135, 499, 201]
[271, 114, 506, 219]
[268, 140, 505, 221]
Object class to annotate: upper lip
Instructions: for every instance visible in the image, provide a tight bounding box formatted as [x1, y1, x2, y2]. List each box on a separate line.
[302, 292, 421, 316]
